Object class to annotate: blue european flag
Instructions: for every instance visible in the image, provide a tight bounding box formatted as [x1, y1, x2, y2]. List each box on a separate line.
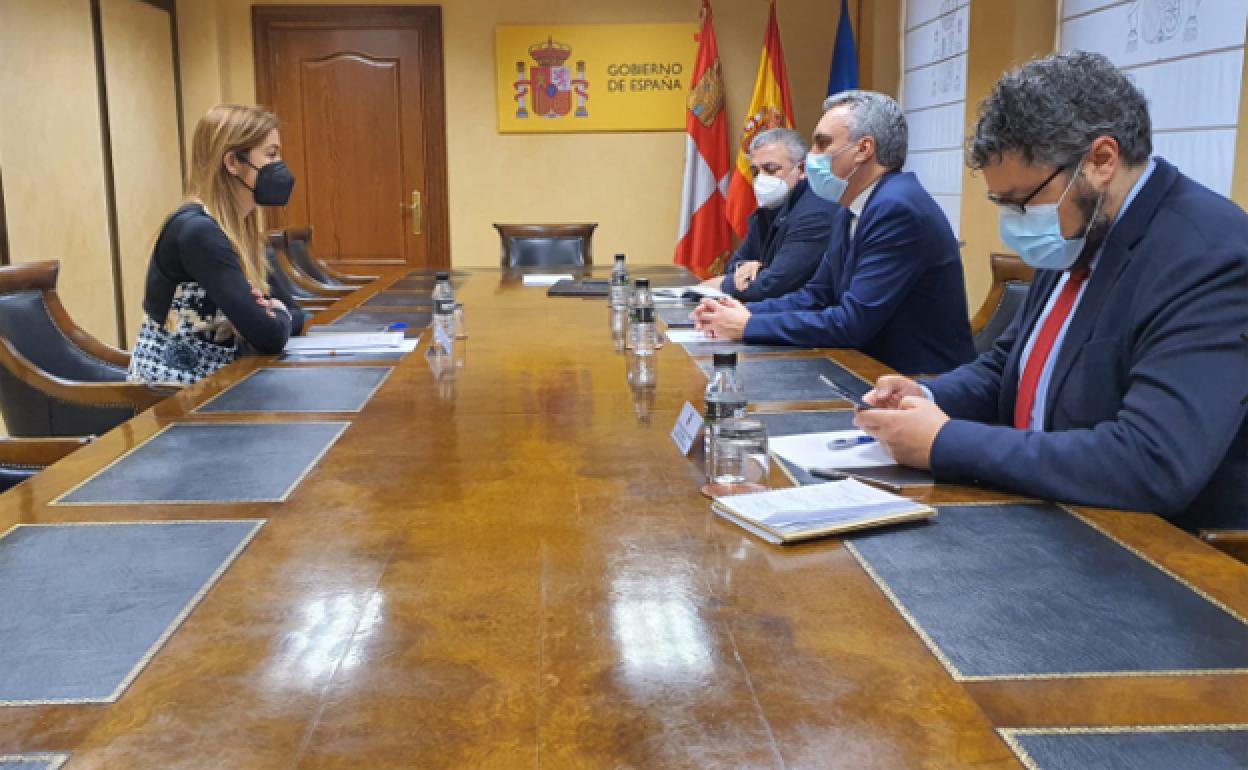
[826, 0, 859, 96]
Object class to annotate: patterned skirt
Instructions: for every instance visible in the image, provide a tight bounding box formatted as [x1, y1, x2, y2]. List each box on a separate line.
[128, 282, 238, 385]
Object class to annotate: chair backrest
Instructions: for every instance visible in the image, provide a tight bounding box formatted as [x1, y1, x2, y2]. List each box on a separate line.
[494, 223, 596, 269]
[971, 253, 1035, 354]
[0, 261, 132, 436]
[283, 227, 339, 286]
[264, 242, 315, 301]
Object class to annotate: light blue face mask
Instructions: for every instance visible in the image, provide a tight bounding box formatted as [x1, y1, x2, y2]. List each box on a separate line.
[998, 168, 1104, 270]
[805, 144, 858, 204]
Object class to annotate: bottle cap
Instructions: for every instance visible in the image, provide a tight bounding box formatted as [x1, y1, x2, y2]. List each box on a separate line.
[614, 253, 626, 261]
[712, 352, 738, 368]
[435, 271, 450, 281]
[388, 322, 408, 331]
[634, 278, 650, 288]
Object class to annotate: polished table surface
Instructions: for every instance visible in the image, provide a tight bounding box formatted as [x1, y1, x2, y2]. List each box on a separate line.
[2, 268, 1245, 768]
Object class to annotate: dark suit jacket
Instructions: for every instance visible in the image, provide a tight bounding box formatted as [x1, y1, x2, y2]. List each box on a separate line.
[742, 170, 975, 375]
[928, 158, 1248, 531]
[720, 180, 840, 302]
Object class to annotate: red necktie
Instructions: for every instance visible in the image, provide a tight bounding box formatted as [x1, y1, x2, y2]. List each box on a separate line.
[1014, 269, 1090, 430]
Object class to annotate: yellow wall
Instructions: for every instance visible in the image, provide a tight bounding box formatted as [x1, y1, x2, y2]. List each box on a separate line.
[0, 0, 119, 345]
[177, 0, 859, 268]
[100, 0, 185, 346]
[959, 0, 1058, 310]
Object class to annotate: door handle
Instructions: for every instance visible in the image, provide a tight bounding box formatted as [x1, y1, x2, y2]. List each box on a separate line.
[401, 190, 423, 235]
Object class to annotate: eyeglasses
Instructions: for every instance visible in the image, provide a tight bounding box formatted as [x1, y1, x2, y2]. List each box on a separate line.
[987, 165, 1068, 215]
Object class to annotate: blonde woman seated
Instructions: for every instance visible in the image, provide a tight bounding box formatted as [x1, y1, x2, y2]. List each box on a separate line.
[128, 104, 304, 385]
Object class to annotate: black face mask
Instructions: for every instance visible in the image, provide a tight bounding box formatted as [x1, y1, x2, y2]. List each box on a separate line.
[239, 157, 295, 206]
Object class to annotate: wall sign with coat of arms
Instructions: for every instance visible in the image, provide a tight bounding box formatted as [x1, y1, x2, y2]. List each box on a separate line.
[495, 24, 698, 133]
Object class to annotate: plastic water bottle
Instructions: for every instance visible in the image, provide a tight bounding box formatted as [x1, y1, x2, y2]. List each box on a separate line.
[432, 271, 455, 347]
[629, 278, 657, 352]
[628, 278, 657, 387]
[703, 351, 747, 468]
[609, 253, 630, 308]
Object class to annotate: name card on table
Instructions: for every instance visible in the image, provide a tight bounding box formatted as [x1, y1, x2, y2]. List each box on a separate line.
[671, 401, 704, 456]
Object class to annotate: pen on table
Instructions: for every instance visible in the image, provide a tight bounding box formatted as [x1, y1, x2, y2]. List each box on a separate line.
[827, 435, 877, 450]
[809, 468, 902, 492]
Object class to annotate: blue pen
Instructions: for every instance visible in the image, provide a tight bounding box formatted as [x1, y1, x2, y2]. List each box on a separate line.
[827, 435, 876, 450]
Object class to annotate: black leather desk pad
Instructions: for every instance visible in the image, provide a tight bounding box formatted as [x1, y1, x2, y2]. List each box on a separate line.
[330, 310, 430, 336]
[0, 520, 262, 704]
[196, 367, 392, 413]
[657, 305, 697, 328]
[56, 422, 349, 504]
[361, 291, 434, 309]
[1003, 727, 1248, 770]
[696, 357, 870, 404]
[392, 275, 467, 290]
[679, 340, 810, 356]
[756, 411, 934, 488]
[548, 279, 609, 297]
[847, 503, 1248, 680]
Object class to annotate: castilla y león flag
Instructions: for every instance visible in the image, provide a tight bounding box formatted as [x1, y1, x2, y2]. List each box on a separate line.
[674, 0, 733, 279]
[724, 0, 795, 239]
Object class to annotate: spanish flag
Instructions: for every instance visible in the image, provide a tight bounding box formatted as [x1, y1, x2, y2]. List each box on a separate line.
[724, 0, 796, 240]
[675, 0, 734, 279]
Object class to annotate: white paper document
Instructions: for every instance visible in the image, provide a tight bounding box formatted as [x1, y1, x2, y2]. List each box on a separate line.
[284, 331, 408, 353]
[652, 285, 726, 300]
[521, 274, 575, 286]
[664, 328, 713, 344]
[769, 430, 898, 470]
[713, 480, 929, 540]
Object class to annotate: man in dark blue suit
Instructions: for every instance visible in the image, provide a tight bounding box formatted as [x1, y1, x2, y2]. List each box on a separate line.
[704, 128, 840, 302]
[857, 52, 1247, 532]
[693, 90, 975, 375]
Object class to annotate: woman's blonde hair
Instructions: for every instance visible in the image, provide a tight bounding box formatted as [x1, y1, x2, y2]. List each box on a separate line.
[185, 104, 279, 293]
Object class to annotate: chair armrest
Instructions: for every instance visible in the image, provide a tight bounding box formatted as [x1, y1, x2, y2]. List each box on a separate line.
[45, 289, 130, 367]
[0, 436, 94, 466]
[1199, 530, 1248, 565]
[0, 338, 178, 411]
[318, 259, 378, 285]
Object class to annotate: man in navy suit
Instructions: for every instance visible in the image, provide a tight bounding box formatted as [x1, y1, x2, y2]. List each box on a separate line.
[704, 128, 840, 302]
[857, 52, 1247, 531]
[693, 90, 975, 375]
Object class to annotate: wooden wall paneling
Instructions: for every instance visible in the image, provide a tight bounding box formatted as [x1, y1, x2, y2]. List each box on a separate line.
[0, 167, 10, 266]
[99, 0, 185, 347]
[0, 0, 120, 346]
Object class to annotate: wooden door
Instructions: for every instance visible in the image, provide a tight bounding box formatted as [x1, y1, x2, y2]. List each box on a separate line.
[254, 6, 448, 269]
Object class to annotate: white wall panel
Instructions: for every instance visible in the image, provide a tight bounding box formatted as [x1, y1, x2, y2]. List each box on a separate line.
[906, 102, 966, 151]
[905, 149, 964, 196]
[1060, 0, 1245, 198]
[903, 0, 970, 235]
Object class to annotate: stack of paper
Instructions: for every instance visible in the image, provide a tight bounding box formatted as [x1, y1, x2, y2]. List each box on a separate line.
[521, 273, 575, 286]
[712, 479, 934, 544]
[769, 430, 898, 470]
[652, 285, 726, 302]
[284, 332, 418, 355]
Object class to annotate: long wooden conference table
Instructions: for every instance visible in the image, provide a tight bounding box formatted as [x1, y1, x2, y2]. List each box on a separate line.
[0, 266, 1244, 768]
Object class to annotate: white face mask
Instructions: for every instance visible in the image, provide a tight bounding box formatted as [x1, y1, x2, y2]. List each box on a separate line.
[753, 173, 791, 209]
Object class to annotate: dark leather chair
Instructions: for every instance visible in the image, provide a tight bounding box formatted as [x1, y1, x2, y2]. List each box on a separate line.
[263, 239, 330, 316]
[1200, 530, 1248, 566]
[493, 223, 596, 269]
[0, 436, 92, 493]
[284, 227, 377, 287]
[0, 261, 176, 437]
[268, 231, 356, 300]
[971, 253, 1034, 354]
